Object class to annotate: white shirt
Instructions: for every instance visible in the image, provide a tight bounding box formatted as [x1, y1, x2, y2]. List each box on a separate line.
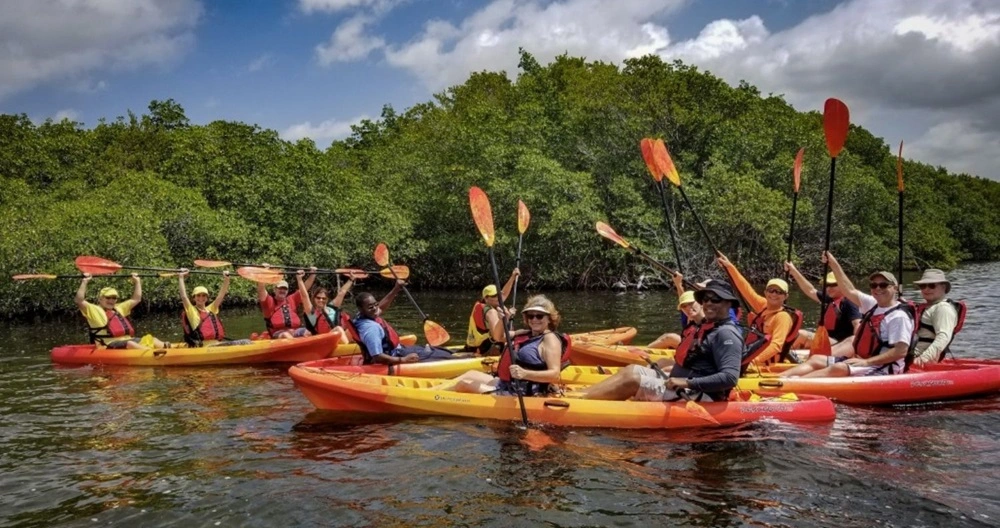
[858, 293, 914, 371]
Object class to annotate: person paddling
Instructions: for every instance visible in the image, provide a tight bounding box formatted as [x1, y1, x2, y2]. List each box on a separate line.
[784, 262, 861, 356]
[256, 268, 316, 339]
[177, 269, 250, 347]
[910, 269, 964, 367]
[648, 273, 738, 349]
[465, 268, 519, 354]
[75, 273, 167, 349]
[349, 280, 456, 365]
[301, 277, 353, 344]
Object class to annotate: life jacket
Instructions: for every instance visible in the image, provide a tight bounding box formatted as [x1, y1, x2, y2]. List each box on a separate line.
[907, 299, 967, 364]
[748, 304, 803, 363]
[303, 306, 340, 335]
[822, 297, 843, 332]
[497, 332, 572, 382]
[674, 320, 745, 367]
[465, 301, 493, 348]
[853, 302, 916, 371]
[88, 308, 135, 344]
[181, 307, 225, 346]
[348, 315, 402, 364]
[263, 294, 301, 336]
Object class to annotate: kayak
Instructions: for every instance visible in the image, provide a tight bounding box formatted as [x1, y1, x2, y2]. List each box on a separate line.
[51, 331, 342, 366]
[570, 342, 674, 367]
[288, 369, 836, 429]
[568, 326, 637, 346]
[329, 333, 417, 357]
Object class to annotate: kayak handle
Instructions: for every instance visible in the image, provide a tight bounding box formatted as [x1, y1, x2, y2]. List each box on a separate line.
[153, 350, 167, 358]
[543, 400, 570, 409]
[757, 379, 784, 389]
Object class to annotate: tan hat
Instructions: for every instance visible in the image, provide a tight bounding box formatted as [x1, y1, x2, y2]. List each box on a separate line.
[824, 272, 837, 285]
[765, 278, 789, 293]
[482, 284, 498, 298]
[99, 287, 119, 298]
[192, 286, 210, 296]
[914, 269, 949, 285]
[677, 291, 696, 311]
[868, 271, 898, 286]
[522, 299, 551, 314]
[275, 280, 289, 289]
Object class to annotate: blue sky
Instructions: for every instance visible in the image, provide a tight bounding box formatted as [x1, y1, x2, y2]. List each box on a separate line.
[2, 0, 998, 180]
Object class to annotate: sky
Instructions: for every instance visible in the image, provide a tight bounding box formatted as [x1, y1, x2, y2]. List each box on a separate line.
[2, 0, 998, 181]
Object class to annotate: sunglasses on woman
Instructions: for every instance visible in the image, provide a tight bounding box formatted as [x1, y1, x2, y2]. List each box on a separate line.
[869, 282, 891, 290]
[523, 312, 547, 320]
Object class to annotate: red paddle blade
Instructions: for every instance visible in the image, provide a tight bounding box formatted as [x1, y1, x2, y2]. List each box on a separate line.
[809, 326, 832, 357]
[75, 256, 121, 275]
[373, 243, 390, 267]
[380, 265, 409, 280]
[194, 259, 232, 268]
[823, 98, 850, 158]
[896, 140, 904, 192]
[12, 274, 58, 280]
[595, 222, 630, 249]
[686, 400, 720, 425]
[423, 320, 450, 347]
[793, 147, 804, 193]
[468, 186, 495, 247]
[640, 138, 662, 182]
[517, 199, 531, 234]
[236, 266, 284, 284]
[653, 139, 681, 188]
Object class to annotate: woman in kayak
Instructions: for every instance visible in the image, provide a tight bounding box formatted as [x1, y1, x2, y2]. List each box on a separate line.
[444, 295, 566, 396]
[717, 253, 800, 364]
[177, 269, 252, 347]
[75, 273, 167, 349]
[464, 268, 519, 354]
[300, 276, 353, 344]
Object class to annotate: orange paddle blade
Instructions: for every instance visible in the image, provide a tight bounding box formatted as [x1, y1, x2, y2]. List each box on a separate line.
[75, 256, 121, 275]
[334, 268, 369, 280]
[521, 428, 558, 452]
[373, 243, 390, 267]
[809, 326, 832, 357]
[194, 259, 232, 268]
[685, 400, 720, 425]
[823, 98, 850, 158]
[595, 221, 630, 249]
[423, 320, 451, 347]
[653, 139, 681, 187]
[468, 186, 495, 247]
[380, 265, 409, 280]
[896, 140, 904, 192]
[639, 138, 662, 182]
[236, 266, 284, 284]
[793, 147, 804, 193]
[517, 199, 530, 235]
[12, 274, 58, 280]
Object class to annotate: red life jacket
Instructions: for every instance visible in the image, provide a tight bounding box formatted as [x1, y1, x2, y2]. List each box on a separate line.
[748, 304, 803, 363]
[497, 332, 572, 383]
[853, 302, 915, 361]
[910, 299, 966, 363]
[822, 297, 843, 331]
[88, 308, 135, 344]
[303, 307, 339, 335]
[347, 316, 402, 363]
[264, 294, 301, 336]
[181, 307, 225, 346]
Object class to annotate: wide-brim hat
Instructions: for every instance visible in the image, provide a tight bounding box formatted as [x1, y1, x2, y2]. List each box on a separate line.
[914, 268, 950, 285]
[694, 279, 739, 304]
[677, 290, 696, 311]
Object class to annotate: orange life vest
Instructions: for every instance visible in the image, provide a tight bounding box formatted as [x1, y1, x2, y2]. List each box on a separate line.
[88, 308, 135, 344]
[181, 307, 225, 346]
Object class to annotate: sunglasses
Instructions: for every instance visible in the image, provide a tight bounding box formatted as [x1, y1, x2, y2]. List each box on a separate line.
[869, 282, 892, 290]
[103, 296, 118, 300]
[918, 283, 939, 290]
[700, 295, 724, 304]
[765, 288, 786, 295]
[523, 312, 548, 320]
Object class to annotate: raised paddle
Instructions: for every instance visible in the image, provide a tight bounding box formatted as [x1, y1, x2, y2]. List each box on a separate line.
[641, 138, 685, 276]
[810, 98, 850, 357]
[74, 256, 206, 276]
[896, 140, 905, 300]
[194, 259, 403, 279]
[595, 221, 698, 291]
[511, 199, 530, 310]
[469, 186, 529, 427]
[372, 243, 450, 346]
[235, 266, 285, 284]
[13, 273, 167, 280]
[651, 139, 719, 253]
[784, 147, 805, 282]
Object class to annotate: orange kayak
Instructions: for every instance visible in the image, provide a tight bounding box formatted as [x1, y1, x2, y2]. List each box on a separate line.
[328, 333, 417, 357]
[288, 368, 836, 429]
[51, 331, 342, 366]
[570, 342, 674, 367]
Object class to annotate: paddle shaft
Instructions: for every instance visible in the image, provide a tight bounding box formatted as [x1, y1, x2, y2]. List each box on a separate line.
[489, 246, 529, 427]
[677, 186, 719, 254]
[629, 246, 698, 291]
[897, 190, 904, 299]
[818, 157, 838, 320]
[784, 191, 799, 282]
[657, 181, 685, 275]
[384, 261, 430, 322]
[512, 233, 523, 309]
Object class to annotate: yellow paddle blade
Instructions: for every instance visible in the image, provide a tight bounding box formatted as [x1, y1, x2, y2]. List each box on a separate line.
[897, 140, 904, 192]
[595, 221, 631, 249]
[236, 266, 284, 284]
[194, 259, 232, 268]
[381, 265, 409, 280]
[810, 326, 832, 357]
[517, 199, 530, 235]
[373, 243, 390, 267]
[685, 400, 720, 425]
[793, 147, 804, 193]
[12, 274, 58, 280]
[423, 320, 450, 347]
[639, 138, 662, 182]
[468, 186, 495, 247]
[653, 139, 681, 188]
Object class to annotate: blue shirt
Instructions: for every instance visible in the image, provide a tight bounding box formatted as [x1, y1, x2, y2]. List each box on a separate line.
[353, 316, 402, 358]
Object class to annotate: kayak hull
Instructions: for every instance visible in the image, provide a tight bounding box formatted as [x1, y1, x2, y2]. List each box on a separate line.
[51, 331, 341, 367]
[569, 342, 674, 367]
[329, 334, 417, 357]
[288, 369, 836, 429]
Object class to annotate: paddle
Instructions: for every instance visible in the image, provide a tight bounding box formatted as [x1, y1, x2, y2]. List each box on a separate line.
[13, 273, 166, 280]
[651, 139, 719, 253]
[469, 186, 529, 427]
[372, 243, 450, 346]
[896, 140, 905, 300]
[595, 221, 698, 291]
[810, 98, 850, 357]
[236, 266, 285, 284]
[511, 199, 530, 310]
[641, 138, 685, 275]
[784, 148, 805, 282]
[74, 256, 205, 276]
[194, 259, 404, 279]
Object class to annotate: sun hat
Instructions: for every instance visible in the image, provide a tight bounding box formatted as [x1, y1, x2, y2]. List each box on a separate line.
[275, 280, 289, 289]
[677, 290, 696, 311]
[913, 269, 949, 285]
[522, 298, 552, 314]
[192, 286, 210, 296]
[694, 280, 739, 304]
[765, 278, 789, 293]
[823, 272, 837, 285]
[868, 271, 898, 286]
[482, 284, 498, 298]
[99, 287, 119, 298]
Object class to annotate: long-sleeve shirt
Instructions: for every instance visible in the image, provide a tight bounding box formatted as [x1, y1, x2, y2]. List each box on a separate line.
[913, 300, 958, 364]
[669, 323, 742, 398]
[721, 261, 792, 364]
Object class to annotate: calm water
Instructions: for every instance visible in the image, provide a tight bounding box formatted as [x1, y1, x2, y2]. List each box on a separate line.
[1, 263, 999, 527]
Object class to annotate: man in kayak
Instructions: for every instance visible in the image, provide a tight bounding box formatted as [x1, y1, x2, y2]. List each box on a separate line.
[256, 268, 316, 339]
[75, 273, 167, 349]
[795, 252, 914, 377]
[784, 262, 861, 355]
[351, 280, 455, 365]
[717, 253, 801, 364]
[648, 273, 738, 349]
[579, 280, 743, 402]
[465, 268, 519, 354]
[910, 269, 963, 367]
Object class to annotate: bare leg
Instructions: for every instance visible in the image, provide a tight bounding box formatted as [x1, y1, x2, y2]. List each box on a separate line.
[579, 364, 645, 401]
[648, 333, 681, 349]
[431, 371, 497, 392]
[802, 362, 851, 378]
[793, 329, 814, 349]
[830, 337, 855, 357]
[780, 355, 829, 377]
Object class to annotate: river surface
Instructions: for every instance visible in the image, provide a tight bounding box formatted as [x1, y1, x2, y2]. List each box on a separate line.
[1, 263, 998, 527]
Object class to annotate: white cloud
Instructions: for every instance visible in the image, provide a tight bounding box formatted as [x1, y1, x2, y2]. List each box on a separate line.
[248, 53, 276, 72]
[300, 0, 400, 15]
[316, 15, 386, 64]
[53, 109, 80, 122]
[0, 0, 202, 101]
[281, 115, 369, 143]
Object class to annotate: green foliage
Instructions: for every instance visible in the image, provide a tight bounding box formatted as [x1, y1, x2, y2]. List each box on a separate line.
[2, 52, 998, 316]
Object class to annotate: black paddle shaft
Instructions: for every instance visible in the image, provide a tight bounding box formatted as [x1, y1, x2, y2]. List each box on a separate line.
[489, 246, 529, 427]
[657, 181, 685, 276]
[818, 157, 838, 319]
[897, 191, 904, 299]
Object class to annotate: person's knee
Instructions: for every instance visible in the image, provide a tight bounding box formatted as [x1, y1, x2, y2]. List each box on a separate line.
[808, 355, 827, 367]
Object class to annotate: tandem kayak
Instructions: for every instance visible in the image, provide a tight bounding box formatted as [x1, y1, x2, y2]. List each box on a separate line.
[570, 342, 674, 367]
[288, 369, 836, 429]
[329, 333, 417, 357]
[51, 331, 342, 366]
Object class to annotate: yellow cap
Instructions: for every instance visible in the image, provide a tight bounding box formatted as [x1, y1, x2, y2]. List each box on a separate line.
[191, 286, 210, 296]
[482, 284, 498, 298]
[99, 287, 119, 298]
[765, 278, 789, 293]
[824, 272, 837, 285]
[677, 291, 696, 311]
